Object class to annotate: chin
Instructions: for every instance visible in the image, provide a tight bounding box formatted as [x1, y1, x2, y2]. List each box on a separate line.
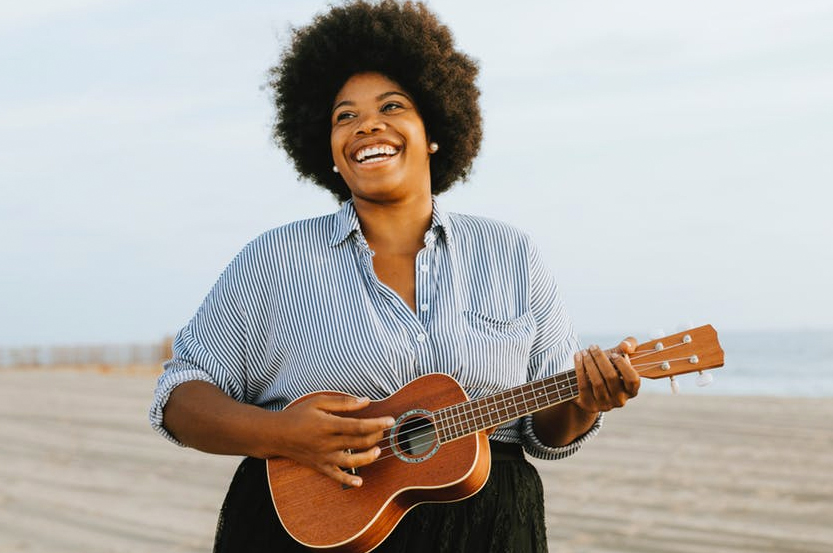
[351, 188, 407, 204]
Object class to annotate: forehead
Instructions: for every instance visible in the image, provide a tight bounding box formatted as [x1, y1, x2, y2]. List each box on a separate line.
[333, 72, 408, 105]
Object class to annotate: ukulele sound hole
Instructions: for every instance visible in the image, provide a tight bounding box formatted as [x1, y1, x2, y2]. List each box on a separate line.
[391, 409, 440, 463]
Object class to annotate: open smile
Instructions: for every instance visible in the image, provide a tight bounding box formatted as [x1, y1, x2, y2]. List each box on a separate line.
[351, 142, 402, 165]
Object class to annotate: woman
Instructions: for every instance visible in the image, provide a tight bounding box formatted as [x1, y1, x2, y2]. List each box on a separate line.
[149, 2, 640, 552]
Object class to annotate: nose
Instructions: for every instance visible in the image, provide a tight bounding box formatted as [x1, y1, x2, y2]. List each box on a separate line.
[355, 113, 386, 135]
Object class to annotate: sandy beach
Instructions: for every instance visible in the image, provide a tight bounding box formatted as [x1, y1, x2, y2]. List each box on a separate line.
[0, 367, 830, 553]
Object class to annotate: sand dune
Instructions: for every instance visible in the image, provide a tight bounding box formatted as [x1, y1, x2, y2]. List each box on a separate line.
[0, 367, 830, 552]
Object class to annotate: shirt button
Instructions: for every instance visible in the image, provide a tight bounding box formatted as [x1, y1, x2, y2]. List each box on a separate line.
[419, 264, 429, 272]
[420, 304, 429, 312]
[416, 334, 426, 343]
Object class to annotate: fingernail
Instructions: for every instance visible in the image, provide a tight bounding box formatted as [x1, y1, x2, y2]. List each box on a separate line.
[352, 478, 362, 487]
[590, 345, 599, 352]
[373, 447, 381, 458]
[385, 417, 396, 426]
[610, 352, 620, 359]
[356, 396, 369, 403]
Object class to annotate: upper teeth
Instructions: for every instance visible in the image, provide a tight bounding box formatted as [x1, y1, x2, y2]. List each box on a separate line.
[356, 145, 397, 162]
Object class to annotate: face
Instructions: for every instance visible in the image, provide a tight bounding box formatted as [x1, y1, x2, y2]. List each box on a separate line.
[331, 72, 433, 203]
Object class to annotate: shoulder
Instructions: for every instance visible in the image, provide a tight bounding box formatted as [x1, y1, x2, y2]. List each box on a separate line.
[218, 213, 341, 283]
[445, 211, 532, 250]
[241, 212, 340, 257]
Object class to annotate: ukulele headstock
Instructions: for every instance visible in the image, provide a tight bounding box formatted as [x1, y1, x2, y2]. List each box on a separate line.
[629, 325, 724, 382]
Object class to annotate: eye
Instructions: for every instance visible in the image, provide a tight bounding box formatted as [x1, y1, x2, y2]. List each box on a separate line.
[334, 111, 355, 123]
[381, 102, 404, 113]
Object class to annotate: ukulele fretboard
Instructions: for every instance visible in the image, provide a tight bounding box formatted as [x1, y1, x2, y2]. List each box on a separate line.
[433, 370, 579, 443]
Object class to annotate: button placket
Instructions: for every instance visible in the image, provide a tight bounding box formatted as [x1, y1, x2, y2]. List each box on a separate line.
[412, 243, 436, 374]
[415, 247, 433, 326]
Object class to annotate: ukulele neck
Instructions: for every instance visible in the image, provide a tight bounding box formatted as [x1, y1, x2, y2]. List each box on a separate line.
[433, 370, 579, 443]
[431, 324, 726, 444]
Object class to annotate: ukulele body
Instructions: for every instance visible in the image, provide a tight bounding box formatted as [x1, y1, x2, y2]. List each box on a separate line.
[267, 372, 492, 553]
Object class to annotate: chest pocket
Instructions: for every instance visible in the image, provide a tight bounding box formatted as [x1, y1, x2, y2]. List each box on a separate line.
[459, 310, 536, 395]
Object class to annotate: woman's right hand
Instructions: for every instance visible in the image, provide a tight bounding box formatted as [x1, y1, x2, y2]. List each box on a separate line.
[164, 381, 393, 488]
[273, 394, 394, 488]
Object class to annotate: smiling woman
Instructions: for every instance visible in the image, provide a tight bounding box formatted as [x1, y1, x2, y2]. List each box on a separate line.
[149, 2, 641, 552]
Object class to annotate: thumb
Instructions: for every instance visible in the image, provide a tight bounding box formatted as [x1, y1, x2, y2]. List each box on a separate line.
[315, 393, 370, 413]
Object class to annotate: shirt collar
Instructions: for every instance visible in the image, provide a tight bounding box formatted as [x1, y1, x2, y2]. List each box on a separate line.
[328, 197, 451, 248]
[425, 197, 451, 247]
[329, 199, 362, 247]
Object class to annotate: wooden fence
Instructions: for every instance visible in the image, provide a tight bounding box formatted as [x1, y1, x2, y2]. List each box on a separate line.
[0, 337, 174, 368]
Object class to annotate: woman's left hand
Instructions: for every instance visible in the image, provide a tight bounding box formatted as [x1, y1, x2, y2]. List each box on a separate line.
[572, 338, 641, 413]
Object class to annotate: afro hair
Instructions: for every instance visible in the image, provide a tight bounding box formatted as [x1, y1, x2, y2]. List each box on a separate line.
[270, 0, 482, 201]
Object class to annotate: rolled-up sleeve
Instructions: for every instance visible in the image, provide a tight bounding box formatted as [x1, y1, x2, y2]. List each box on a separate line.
[149, 246, 252, 445]
[520, 239, 603, 460]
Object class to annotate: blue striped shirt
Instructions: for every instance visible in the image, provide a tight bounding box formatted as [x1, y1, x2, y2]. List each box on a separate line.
[149, 199, 602, 460]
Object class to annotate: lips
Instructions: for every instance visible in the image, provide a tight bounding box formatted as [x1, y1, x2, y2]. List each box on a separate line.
[350, 140, 401, 165]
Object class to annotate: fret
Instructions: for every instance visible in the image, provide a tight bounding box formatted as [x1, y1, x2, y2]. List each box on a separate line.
[486, 396, 498, 427]
[467, 400, 479, 432]
[435, 409, 445, 443]
[520, 384, 535, 413]
[445, 408, 455, 443]
[532, 379, 547, 409]
[451, 403, 465, 438]
[494, 390, 504, 422]
[456, 403, 467, 439]
[460, 402, 472, 436]
[541, 378, 552, 405]
[557, 372, 574, 397]
[528, 383, 539, 410]
[468, 400, 480, 431]
[477, 397, 488, 428]
[510, 387, 520, 419]
[436, 407, 450, 443]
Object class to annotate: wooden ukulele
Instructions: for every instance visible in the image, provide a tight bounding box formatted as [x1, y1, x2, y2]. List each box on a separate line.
[266, 325, 724, 552]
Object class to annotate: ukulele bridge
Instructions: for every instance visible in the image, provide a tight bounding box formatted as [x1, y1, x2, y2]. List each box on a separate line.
[390, 409, 440, 463]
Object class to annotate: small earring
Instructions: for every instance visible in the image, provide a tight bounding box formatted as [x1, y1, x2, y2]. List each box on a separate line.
[428, 142, 439, 153]
[333, 165, 339, 173]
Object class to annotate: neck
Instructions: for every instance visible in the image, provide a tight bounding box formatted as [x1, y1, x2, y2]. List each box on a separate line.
[352, 192, 433, 254]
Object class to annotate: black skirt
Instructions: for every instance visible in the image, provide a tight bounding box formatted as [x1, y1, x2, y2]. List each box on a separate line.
[213, 442, 548, 553]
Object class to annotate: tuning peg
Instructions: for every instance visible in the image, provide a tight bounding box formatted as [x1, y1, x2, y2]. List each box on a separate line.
[696, 371, 713, 387]
[650, 328, 665, 340]
[670, 376, 680, 395]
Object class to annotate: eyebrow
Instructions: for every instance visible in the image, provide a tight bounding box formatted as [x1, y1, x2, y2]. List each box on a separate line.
[332, 91, 412, 113]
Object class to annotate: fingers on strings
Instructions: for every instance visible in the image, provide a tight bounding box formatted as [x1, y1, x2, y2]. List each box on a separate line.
[576, 345, 638, 410]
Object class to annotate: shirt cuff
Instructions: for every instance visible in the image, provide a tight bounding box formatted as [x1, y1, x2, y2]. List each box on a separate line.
[521, 411, 604, 460]
[148, 368, 217, 446]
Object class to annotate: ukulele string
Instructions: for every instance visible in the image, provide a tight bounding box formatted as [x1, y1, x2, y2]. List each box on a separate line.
[362, 374, 582, 462]
[632, 356, 698, 370]
[629, 340, 689, 361]
[384, 374, 579, 447]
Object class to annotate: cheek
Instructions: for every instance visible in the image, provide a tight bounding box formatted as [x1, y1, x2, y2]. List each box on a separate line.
[330, 125, 353, 161]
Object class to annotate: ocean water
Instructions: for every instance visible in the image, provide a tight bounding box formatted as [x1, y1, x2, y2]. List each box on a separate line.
[582, 328, 833, 397]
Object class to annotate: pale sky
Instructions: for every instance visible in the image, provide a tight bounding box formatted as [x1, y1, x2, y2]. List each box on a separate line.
[1, 0, 832, 347]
